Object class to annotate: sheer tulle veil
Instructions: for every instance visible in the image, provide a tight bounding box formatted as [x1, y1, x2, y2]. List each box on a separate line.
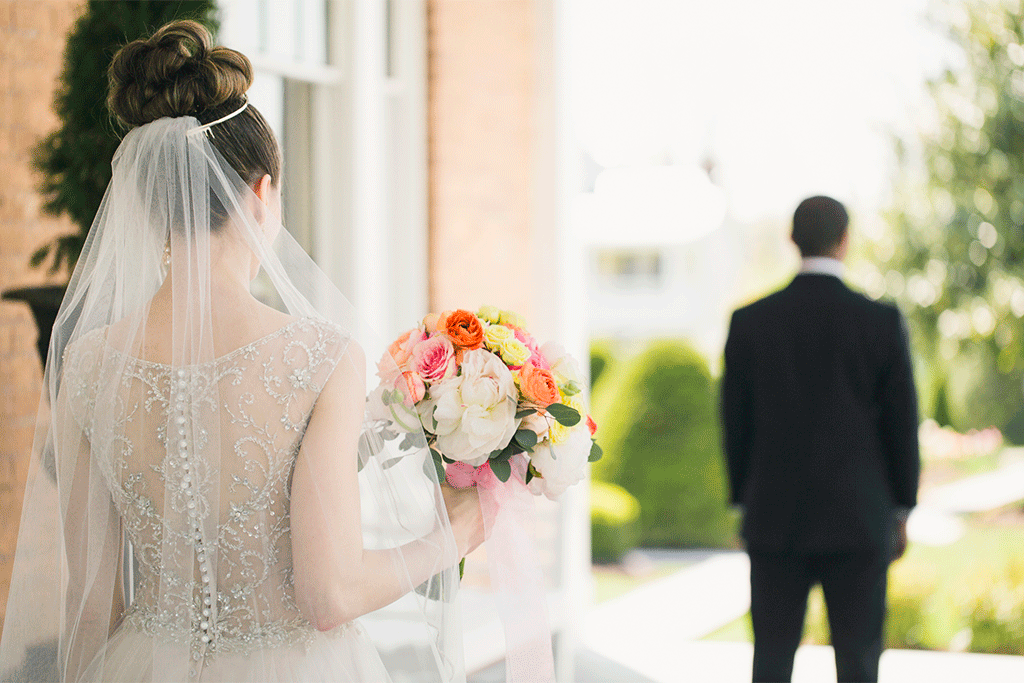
[0, 108, 463, 681]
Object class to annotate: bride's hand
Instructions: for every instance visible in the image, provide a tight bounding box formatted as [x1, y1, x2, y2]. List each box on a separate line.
[441, 482, 485, 558]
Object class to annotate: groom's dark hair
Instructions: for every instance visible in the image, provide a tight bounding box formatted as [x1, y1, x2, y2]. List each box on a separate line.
[791, 196, 848, 257]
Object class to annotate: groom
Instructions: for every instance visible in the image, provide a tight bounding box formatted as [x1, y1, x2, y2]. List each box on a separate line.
[721, 196, 920, 683]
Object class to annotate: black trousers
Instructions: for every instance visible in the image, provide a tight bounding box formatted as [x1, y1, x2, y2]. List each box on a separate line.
[748, 549, 888, 683]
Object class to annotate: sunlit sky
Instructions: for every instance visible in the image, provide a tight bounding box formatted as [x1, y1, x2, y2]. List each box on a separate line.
[567, 0, 957, 226]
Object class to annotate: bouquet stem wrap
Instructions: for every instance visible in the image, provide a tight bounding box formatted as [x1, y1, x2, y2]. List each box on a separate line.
[475, 461, 555, 683]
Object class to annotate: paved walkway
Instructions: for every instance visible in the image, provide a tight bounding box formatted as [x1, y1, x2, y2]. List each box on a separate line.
[580, 551, 1024, 682]
[574, 455, 1024, 682]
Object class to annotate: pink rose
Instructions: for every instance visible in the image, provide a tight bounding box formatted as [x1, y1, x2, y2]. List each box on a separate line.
[516, 329, 549, 370]
[411, 334, 457, 383]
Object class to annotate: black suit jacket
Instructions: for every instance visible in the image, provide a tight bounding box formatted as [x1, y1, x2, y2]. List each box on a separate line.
[722, 273, 920, 551]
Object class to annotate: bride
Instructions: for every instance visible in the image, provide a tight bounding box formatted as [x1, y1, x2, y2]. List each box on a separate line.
[0, 20, 481, 683]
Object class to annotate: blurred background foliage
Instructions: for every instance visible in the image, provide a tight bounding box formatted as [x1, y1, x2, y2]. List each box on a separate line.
[589, 338, 737, 553]
[876, 0, 1024, 437]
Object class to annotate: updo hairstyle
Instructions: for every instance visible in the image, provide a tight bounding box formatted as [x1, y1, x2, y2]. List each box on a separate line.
[107, 20, 281, 192]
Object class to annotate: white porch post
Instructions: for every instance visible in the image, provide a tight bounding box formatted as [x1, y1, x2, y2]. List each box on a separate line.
[350, 0, 389, 336]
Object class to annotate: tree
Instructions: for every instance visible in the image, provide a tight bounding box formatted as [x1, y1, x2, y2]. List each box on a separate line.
[32, 0, 218, 276]
[883, 0, 1024, 434]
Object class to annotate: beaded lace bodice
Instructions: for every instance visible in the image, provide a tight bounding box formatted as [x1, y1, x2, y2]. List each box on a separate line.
[62, 317, 350, 665]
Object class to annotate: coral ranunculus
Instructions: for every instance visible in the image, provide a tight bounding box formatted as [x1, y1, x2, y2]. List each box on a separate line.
[519, 363, 560, 407]
[587, 414, 598, 437]
[445, 309, 484, 349]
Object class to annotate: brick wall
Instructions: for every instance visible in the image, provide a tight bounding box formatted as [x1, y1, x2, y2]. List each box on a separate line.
[426, 0, 564, 592]
[426, 0, 538, 319]
[0, 0, 84, 633]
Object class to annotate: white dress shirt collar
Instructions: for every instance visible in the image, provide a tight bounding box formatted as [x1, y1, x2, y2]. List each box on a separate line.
[800, 257, 845, 280]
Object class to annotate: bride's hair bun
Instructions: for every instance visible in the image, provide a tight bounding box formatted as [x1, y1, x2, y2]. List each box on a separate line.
[108, 20, 253, 127]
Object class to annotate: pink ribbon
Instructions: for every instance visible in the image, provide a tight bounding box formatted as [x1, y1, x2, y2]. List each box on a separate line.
[448, 460, 555, 683]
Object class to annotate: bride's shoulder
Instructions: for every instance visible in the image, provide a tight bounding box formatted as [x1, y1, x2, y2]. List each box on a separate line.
[61, 326, 109, 369]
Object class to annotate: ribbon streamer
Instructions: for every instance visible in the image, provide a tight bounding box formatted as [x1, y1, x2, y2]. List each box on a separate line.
[454, 460, 556, 683]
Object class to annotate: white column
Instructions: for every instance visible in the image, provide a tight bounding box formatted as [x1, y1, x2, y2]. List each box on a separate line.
[537, 0, 589, 680]
[351, 0, 389, 335]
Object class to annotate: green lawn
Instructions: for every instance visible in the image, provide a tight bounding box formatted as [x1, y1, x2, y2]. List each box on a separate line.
[702, 523, 1024, 654]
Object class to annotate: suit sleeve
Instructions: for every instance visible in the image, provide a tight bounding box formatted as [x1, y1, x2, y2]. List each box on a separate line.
[722, 310, 753, 506]
[877, 308, 920, 508]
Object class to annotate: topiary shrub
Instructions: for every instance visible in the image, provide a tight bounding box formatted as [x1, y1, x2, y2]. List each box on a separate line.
[594, 339, 736, 548]
[589, 339, 617, 390]
[32, 0, 218, 275]
[590, 480, 640, 564]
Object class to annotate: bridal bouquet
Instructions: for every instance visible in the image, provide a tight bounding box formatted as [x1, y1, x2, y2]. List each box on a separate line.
[366, 306, 595, 683]
[366, 306, 601, 499]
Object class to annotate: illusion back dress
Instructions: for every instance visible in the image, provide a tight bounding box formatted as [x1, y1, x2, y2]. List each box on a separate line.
[63, 317, 391, 682]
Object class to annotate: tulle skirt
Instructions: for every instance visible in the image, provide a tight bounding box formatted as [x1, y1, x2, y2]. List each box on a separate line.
[82, 620, 392, 683]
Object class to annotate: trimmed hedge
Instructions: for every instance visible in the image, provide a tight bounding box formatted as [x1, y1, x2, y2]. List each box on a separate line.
[590, 480, 641, 564]
[589, 339, 617, 390]
[593, 339, 736, 548]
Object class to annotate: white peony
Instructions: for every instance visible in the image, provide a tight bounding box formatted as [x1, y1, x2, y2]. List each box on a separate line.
[527, 426, 592, 500]
[540, 341, 584, 388]
[425, 349, 519, 466]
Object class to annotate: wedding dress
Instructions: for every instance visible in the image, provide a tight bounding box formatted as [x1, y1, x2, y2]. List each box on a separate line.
[0, 116, 464, 682]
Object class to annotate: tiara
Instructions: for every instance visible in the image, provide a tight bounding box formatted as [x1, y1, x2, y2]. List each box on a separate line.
[187, 99, 249, 136]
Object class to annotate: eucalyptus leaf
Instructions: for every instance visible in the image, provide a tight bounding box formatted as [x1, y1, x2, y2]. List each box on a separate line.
[588, 440, 603, 463]
[515, 408, 537, 419]
[513, 428, 538, 451]
[546, 402, 581, 427]
[490, 458, 512, 483]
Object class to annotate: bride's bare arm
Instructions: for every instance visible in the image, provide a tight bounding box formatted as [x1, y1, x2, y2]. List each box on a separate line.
[290, 341, 484, 632]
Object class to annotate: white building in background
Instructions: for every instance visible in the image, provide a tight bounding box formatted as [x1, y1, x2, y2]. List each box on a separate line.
[577, 162, 742, 363]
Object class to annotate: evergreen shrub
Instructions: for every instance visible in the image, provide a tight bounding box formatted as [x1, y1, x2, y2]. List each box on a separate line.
[590, 480, 640, 564]
[589, 339, 617, 390]
[33, 0, 218, 274]
[594, 339, 736, 548]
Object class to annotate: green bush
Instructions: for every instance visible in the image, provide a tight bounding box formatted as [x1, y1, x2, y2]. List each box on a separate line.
[590, 480, 641, 564]
[32, 0, 218, 274]
[589, 339, 617, 390]
[593, 339, 736, 548]
[967, 562, 1024, 655]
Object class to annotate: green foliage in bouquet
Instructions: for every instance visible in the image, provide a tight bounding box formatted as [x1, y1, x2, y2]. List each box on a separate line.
[880, 0, 1024, 433]
[32, 0, 218, 275]
[593, 339, 736, 548]
[590, 480, 640, 564]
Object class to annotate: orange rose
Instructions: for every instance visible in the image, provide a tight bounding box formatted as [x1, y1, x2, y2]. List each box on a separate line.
[519, 363, 560, 407]
[445, 309, 484, 350]
[587, 415, 597, 437]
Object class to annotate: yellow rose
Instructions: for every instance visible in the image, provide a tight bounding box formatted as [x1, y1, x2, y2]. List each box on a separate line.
[549, 421, 572, 445]
[563, 392, 587, 416]
[478, 305, 502, 324]
[484, 324, 515, 350]
[498, 339, 531, 367]
[499, 309, 526, 329]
